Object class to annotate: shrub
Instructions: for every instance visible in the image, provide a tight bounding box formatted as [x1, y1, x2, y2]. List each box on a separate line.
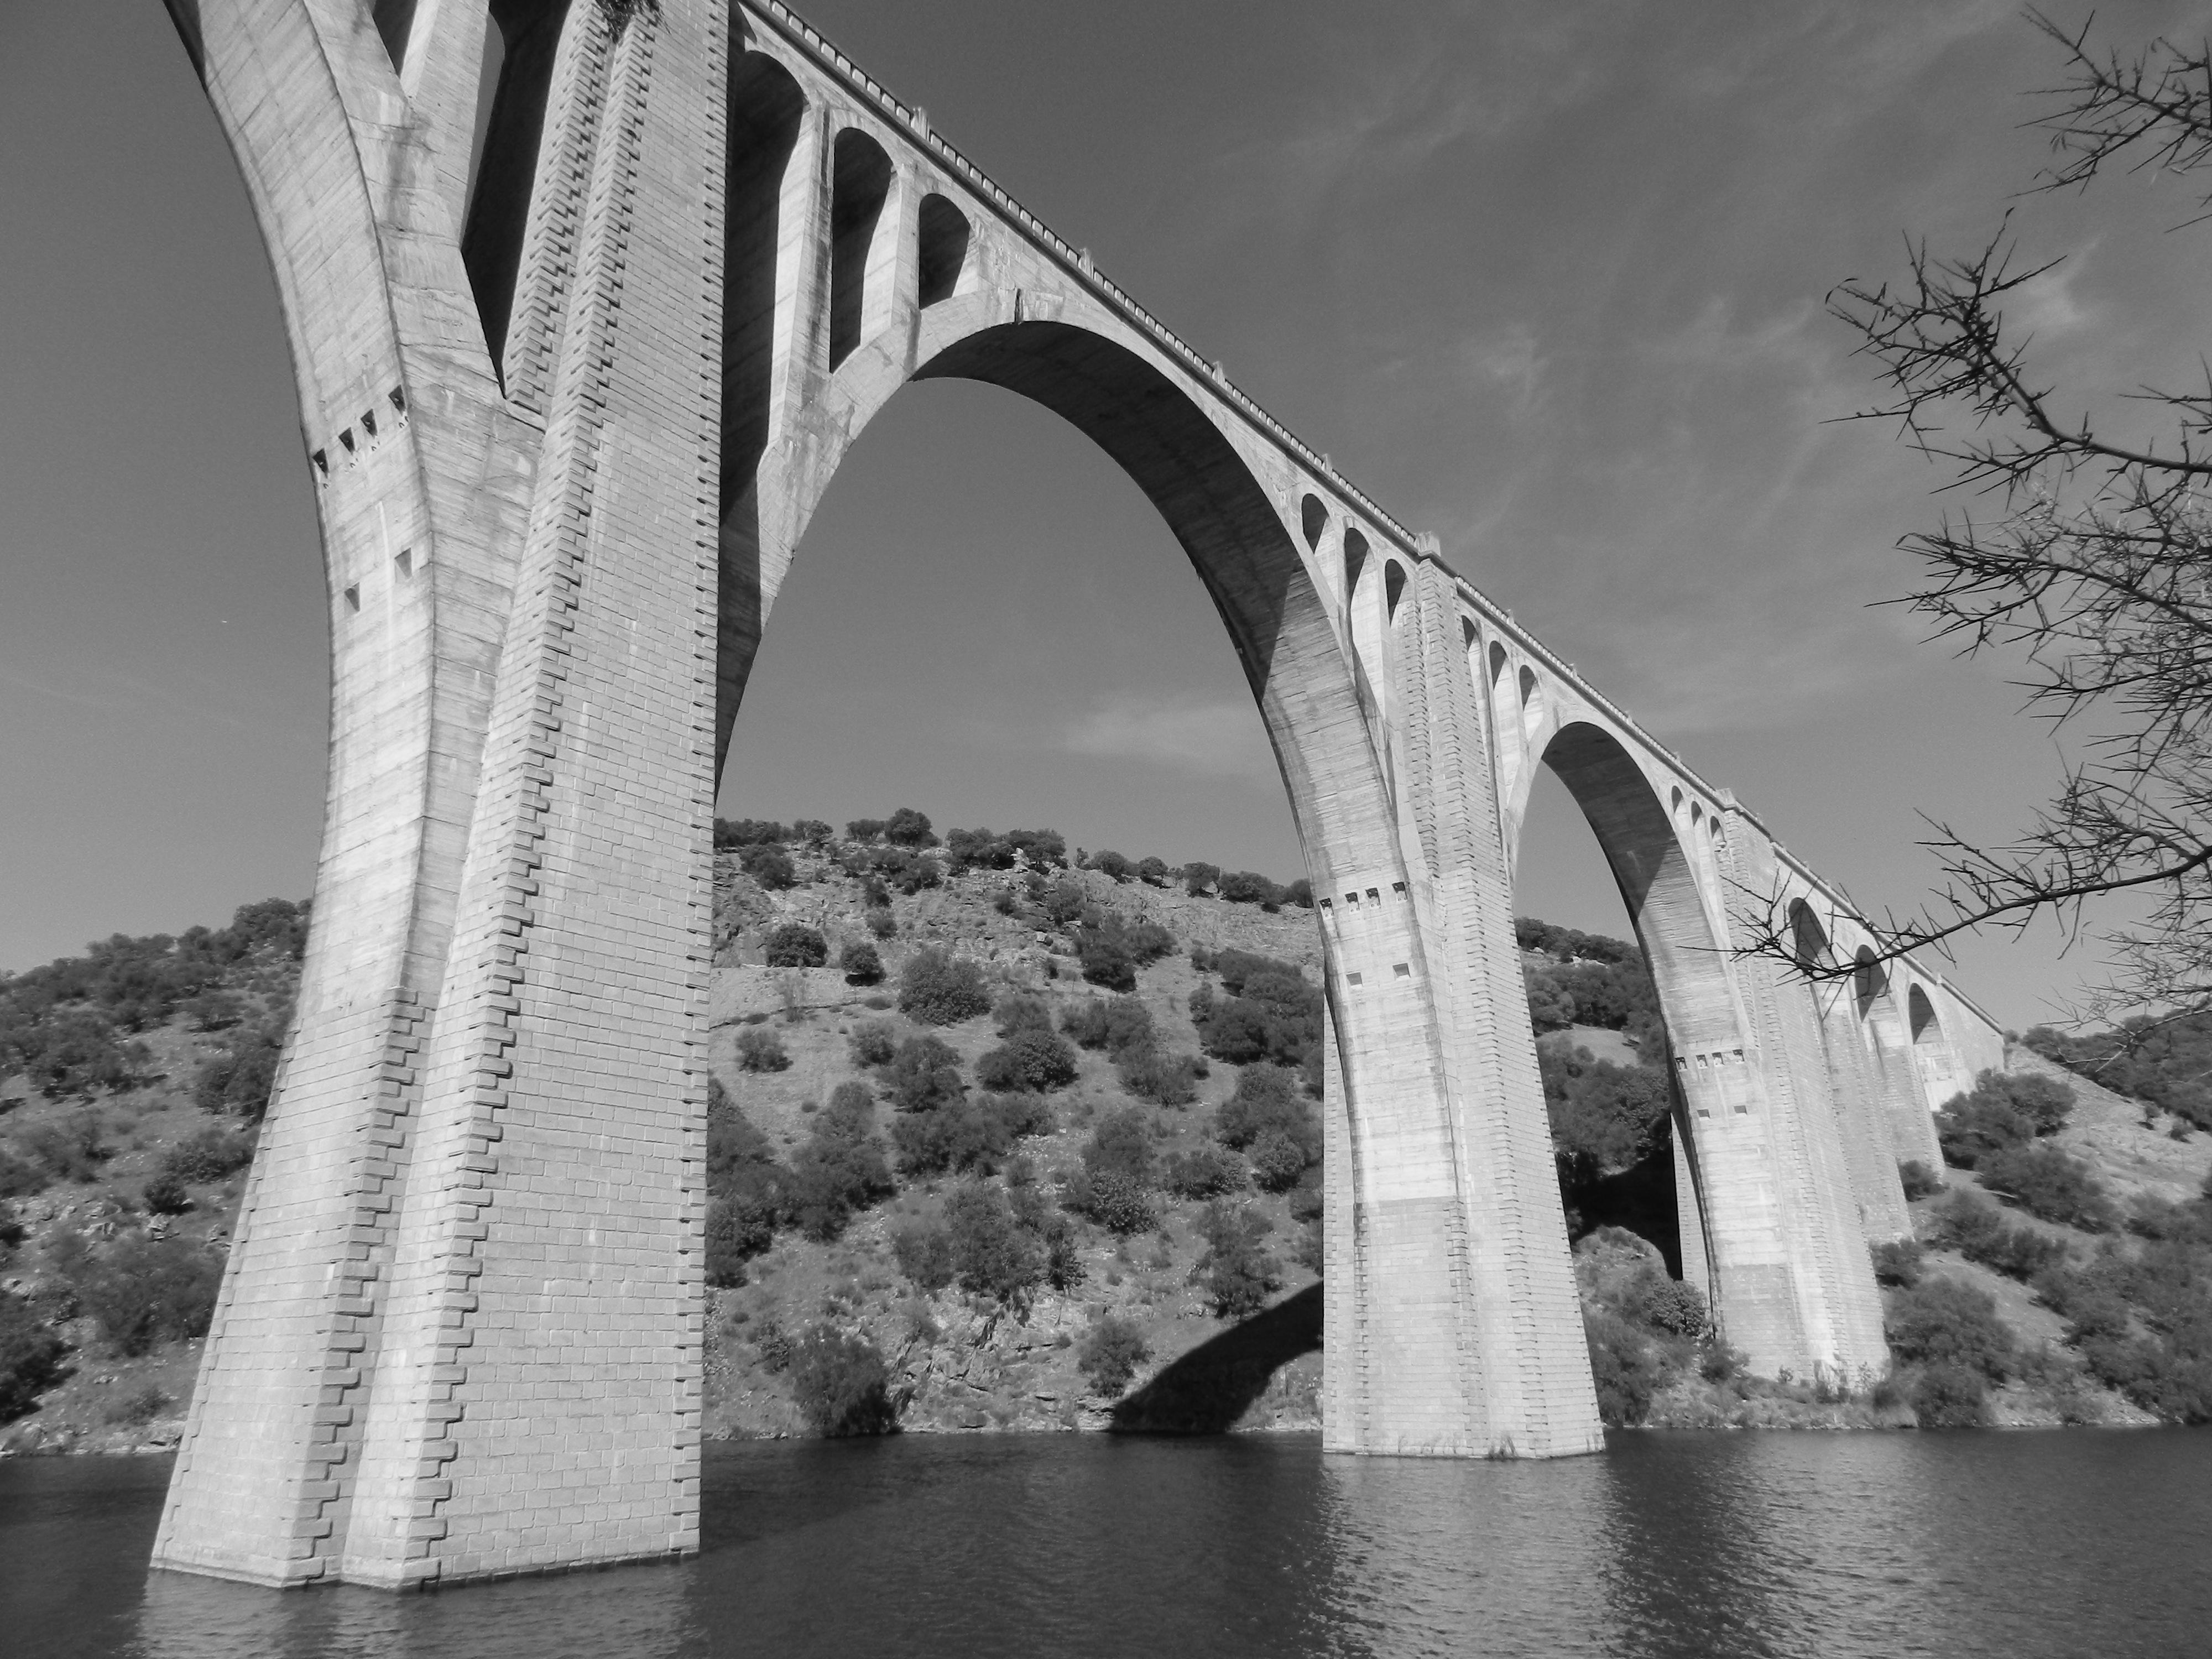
[141, 1173, 192, 1217]
[715, 817, 790, 848]
[1885, 1276, 2013, 1380]
[848, 1019, 898, 1068]
[975, 1029, 1079, 1093]
[793, 819, 832, 846]
[839, 941, 884, 984]
[1585, 1308, 1668, 1427]
[1063, 996, 1154, 1056]
[990, 994, 1051, 1038]
[764, 924, 827, 968]
[1977, 1142, 2117, 1232]
[0, 1291, 64, 1423]
[1191, 1201, 1282, 1319]
[1074, 932, 1134, 992]
[1077, 1313, 1151, 1396]
[846, 818, 886, 842]
[159, 1126, 254, 1185]
[0, 1151, 45, 1200]
[1933, 1190, 2067, 1280]
[706, 1193, 775, 1287]
[899, 948, 993, 1025]
[1083, 1105, 1156, 1187]
[789, 1327, 898, 1435]
[1247, 1130, 1308, 1193]
[881, 1035, 965, 1113]
[1165, 1144, 1247, 1198]
[735, 1027, 791, 1073]
[1071, 1168, 1155, 1234]
[1911, 1361, 1990, 1428]
[891, 1222, 956, 1291]
[1183, 861, 1221, 898]
[1135, 857, 1170, 888]
[1115, 1047, 1202, 1108]
[738, 844, 796, 890]
[1089, 851, 1132, 883]
[1188, 954, 1323, 1071]
[890, 1093, 1051, 1177]
[1898, 1160, 1946, 1200]
[193, 1025, 284, 1120]
[1630, 1277, 1711, 1339]
[1871, 1239, 1925, 1287]
[1540, 1036, 1672, 1183]
[70, 1235, 224, 1357]
[865, 909, 898, 940]
[884, 807, 938, 848]
[1219, 870, 1279, 905]
[17, 1115, 110, 1184]
[1213, 1065, 1319, 1172]
[1934, 1070, 2072, 1166]
[782, 1134, 894, 1244]
[943, 1181, 1042, 1303]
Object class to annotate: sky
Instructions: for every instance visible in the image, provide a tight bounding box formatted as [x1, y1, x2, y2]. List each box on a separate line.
[2, 0, 2206, 1029]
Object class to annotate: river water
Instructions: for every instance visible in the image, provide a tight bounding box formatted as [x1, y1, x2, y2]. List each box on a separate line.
[3, 1431, 2208, 1658]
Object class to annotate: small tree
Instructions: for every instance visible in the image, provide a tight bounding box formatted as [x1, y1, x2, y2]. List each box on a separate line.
[735, 1026, 791, 1073]
[839, 941, 884, 984]
[1182, 861, 1221, 898]
[884, 807, 938, 848]
[1076, 1313, 1151, 1396]
[738, 843, 796, 891]
[1191, 1201, 1282, 1319]
[898, 948, 993, 1025]
[764, 924, 827, 968]
[788, 1327, 898, 1436]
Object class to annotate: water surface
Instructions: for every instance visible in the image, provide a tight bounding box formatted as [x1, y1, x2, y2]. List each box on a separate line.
[3, 1431, 2206, 1658]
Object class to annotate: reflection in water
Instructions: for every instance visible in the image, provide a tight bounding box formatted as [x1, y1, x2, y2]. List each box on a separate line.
[0, 1431, 2204, 1659]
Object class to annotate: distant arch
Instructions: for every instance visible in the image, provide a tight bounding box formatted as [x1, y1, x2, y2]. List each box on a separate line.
[1343, 526, 1369, 597]
[1519, 664, 1543, 745]
[1384, 560, 1407, 622]
[718, 49, 808, 516]
[1301, 493, 1327, 550]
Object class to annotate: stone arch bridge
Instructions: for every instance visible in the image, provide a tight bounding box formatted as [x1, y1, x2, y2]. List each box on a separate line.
[150, 0, 2005, 1588]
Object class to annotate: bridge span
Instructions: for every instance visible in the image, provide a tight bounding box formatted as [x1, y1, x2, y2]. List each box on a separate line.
[150, 0, 2003, 1588]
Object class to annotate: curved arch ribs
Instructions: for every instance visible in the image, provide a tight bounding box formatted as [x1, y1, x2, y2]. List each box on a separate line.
[153, 0, 2007, 1588]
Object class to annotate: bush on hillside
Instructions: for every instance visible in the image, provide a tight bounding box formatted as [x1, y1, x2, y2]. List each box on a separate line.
[975, 1029, 1079, 1093]
[1247, 1131, 1308, 1194]
[0, 1291, 65, 1423]
[866, 909, 897, 940]
[0, 1151, 46, 1200]
[880, 1035, 966, 1113]
[1213, 1065, 1320, 1173]
[1082, 1105, 1156, 1187]
[16, 1115, 109, 1184]
[846, 818, 887, 843]
[69, 1235, 224, 1357]
[789, 1327, 898, 1436]
[890, 1092, 1051, 1177]
[839, 941, 884, 984]
[1088, 851, 1132, 883]
[1935, 1070, 2075, 1167]
[1899, 1159, 1946, 1200]
[193, 1021, 285, 1120]
[1539, 1034, 1672, 1182]
[1932, 1190, 2068, 1280]
[735, 1026, 791, 1073]
[3, 1009, 150, 1100]
[884, 808, 938, 848]
[764, 924, 827, 968]
[899, 949, 993, 1025]
[1063, 997, 1154, 1056]
[1976, 1142, 2117, 1232]
[1164, 1143, 1248, 1198]
[943, 1180, 1042, 1303]
[738, 844, 796, 890]
[1188, 952, 1322, 1072]
[1584, 1308, 1671, 1427]
[714, 818, 790, 848]
[1077, 1312, 1151, 1396]
[1191, 1201, 1281, 1319]
[1135, 857, 1171, 888]
[993, 995, 1056, 1039]
[706, 1192, 776, 1287]
[1069, 1168, 1155, 1235]
[1885, 1276, 2014, 1381]
[1628, 1277, 1710, 1339]
[1115, 1046, 1203, 1108]
[1182, 862, 1220, 898]
[2025, 1016, 2212, 1131]
[872, 846, 943, 895]
[1911, 1361, 1991, 1428]
[1872, 1239, 1926, 1287]
[160, 1126, 255, 1185]
[793, 819, 833, 846]
[891, 1220, 956, 1292]
[848, 1020, 898, 1068]
[141, 1173, 191, 1217]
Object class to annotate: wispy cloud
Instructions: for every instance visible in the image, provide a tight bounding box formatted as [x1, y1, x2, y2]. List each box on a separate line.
[1058, 693, 1276, 779]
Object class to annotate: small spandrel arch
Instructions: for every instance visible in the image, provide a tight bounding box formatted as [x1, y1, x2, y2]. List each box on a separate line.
[1788, 897, 1832, 968]
[1343, 526, 1369, 597]
[917, 194, 971, 306]
[1301, 494, 1327, 551]
[1854, 946, 1888, 1018]
[828, 128, 894, 368]
[1384, 561, 1407, 621]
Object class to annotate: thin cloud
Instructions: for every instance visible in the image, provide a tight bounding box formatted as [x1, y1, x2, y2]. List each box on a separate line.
[1059, 693, 1276, 779]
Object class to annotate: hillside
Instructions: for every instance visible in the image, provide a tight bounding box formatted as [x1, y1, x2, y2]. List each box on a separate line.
[4, 815, 2210, 1451]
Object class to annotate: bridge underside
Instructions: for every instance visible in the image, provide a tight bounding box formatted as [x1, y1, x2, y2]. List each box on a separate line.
[146, 0, 1997, 1588]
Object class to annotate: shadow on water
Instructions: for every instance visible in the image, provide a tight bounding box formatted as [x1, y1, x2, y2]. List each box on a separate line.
[1108, 1282, 1321, 1433]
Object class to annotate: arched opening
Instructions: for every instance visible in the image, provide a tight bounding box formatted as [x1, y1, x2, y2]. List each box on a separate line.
[459, 0, 575, 381]
[1858, 947, 1940, 1167]
[1300, 493, 1327, 551]
[373, 0, 419, 72]
[1383, 561, 1407, 622]
[1516, 723, 1725, 1288]
[1519, 664, 1544, 747]
[916, 194, 970, 307]
[720, 51, 807, 518]
[1908, 983, 1966, 1107]
[1789, 899, 1911, 1239]
[828, 129, 893, 369]
[712, 319, 1351, 1430]
[1342, 526, 1368, 597]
